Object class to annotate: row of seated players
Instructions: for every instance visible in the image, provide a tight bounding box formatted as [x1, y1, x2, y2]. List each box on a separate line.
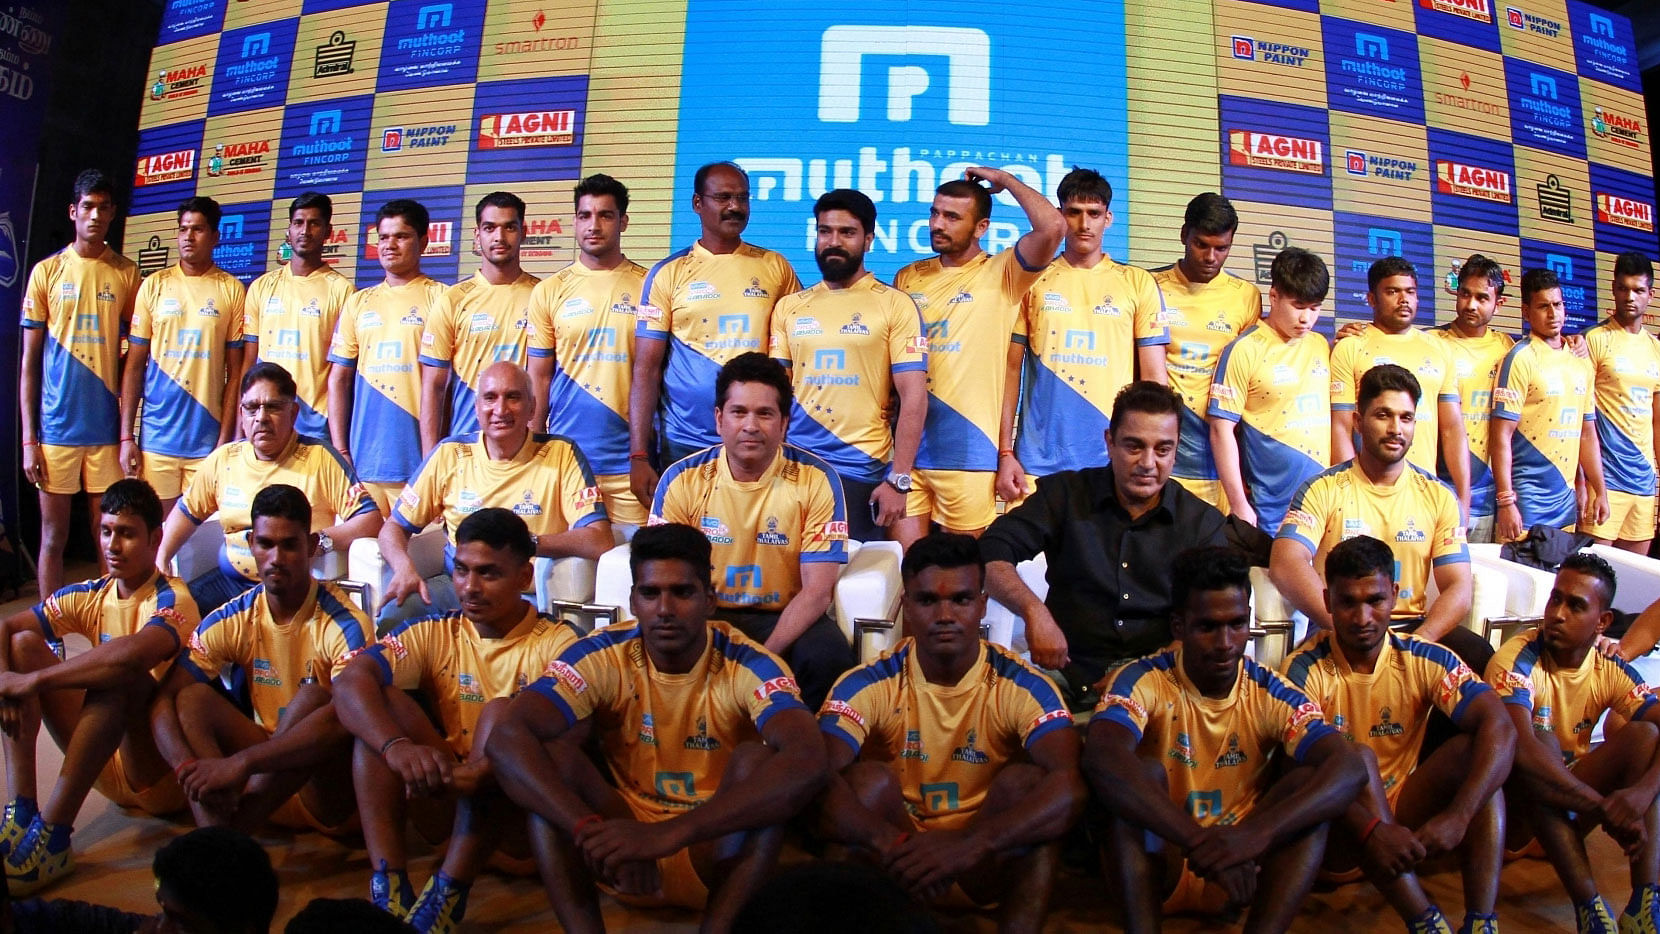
[4, 465, 1660, 934]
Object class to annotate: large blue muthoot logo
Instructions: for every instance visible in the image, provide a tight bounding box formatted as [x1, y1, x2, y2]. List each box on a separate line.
[673, 1, 1130, 280]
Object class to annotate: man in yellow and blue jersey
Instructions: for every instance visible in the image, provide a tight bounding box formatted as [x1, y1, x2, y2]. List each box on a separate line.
[1431, 255, 1514, 544]
[120, 196, 247, 513]
[420, 192, 540, 447]
[1488, 552, 1660, 934]
[1086, 546, 1366, 932]
[628, 162, 801, 506]
[243, 191, 355, 441]
[327, 199, 446, 515]
[528, 174, 650, 530]
[770, 188, 926, 543]
[1584, 252, 1659, 554]
[487, 522, 827, 933]
[1207, 246, 1332, 534]
[817, 533, 1082, 927]
[1154, 193, 1262, 513]
[1492, 269, 1608, 542]
[19, 170, 140, 597]
[1282, 535, 1512, 934]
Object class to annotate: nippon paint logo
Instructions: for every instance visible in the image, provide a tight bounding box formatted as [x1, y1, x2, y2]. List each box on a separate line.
[1227, 130, 1324, 175]
[134, 148, 196, 186]
[1230, 35, 1311, 66]
[1435, 159, 1512, 203]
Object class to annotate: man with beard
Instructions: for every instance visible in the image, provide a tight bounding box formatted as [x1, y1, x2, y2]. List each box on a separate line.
[1583, 252, 1659, 553]
[769, 189, 927, 542]
[1431, 255, 1514, 544]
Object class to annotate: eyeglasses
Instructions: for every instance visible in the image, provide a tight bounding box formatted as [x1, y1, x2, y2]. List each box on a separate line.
[240, 401, 290, 416]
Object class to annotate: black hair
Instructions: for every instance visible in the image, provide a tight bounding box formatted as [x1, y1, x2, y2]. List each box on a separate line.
[934, 178, 992, 223]
[1366, 256, 1417, 292]
[1521, 267, 1561, 305]
[1171, 546, 1251, 613]
[1613, 251, 1654, 287]
[1357, 363, 1421, 413]
[240, 361, 298, 400]
[694, 161, 747, 194]
[153, 827, 278, 934]
[716, 351, 793, 413]
[901, 532, 983, 587]
[288, 191, 333, 223]
[285, 897, 418, 933]
[250, 483, 311, 528]
[1270, 247, 1329, 303]
[1324, 534, 1396, 584]
[178, 195, 222, 229]
[375, 198, 430, 238]
[454, 507, 536, 564]
[575, 173, 630, 215]
[1057, 166, 1113, 210]
[1182, 192, 1238, 237]
[475, 190, 526, 225]
[814, 188, 877, 236]
[71, 169, 117, 206]
[100, 478, 165, 532]
[1560, 550, 1618, 612]
[1109, 380, 1181, 431]
[630, 522, 714, 582]
[1458, 254, 1506, 297]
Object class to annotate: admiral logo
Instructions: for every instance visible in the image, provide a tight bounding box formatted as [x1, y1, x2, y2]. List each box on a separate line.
[1418, 0, 1493, 23]
[151, 64, 207, 101]
[1537, 174, 1574, 222]
[1436, 159, 1512, 203]
[1597, 192, 1654, 232]
[478, 110, 575, 149]
[1230, 36, 1311, 66]
[548, 659, 587, 694]
[137, 236, 170, 277]
[752, 676, 799, 701]
[1592, 106, 1644, 150]
[381, 123, 458, 153]
[313, 30, 355, 79]
[1227, 130, 1324, 175]
[825, 699, 865, 727]
[135, 148, 196, 186]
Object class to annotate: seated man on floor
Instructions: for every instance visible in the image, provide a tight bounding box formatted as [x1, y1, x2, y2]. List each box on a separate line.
[486, 522, 827, 934]
[815, 532, 1083, 930]
[1488, 551, 1660, 934]
[0, 479, 199, 894]
[334, 507, 583, 931]
[152, 483, 371, 834]
[1085, 546, 1366, 933]
[1282, 535, 1513, 934]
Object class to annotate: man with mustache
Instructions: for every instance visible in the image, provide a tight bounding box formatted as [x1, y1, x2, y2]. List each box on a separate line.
[1582, 252, 1659, 554]
[1430, 255, 1514, 544]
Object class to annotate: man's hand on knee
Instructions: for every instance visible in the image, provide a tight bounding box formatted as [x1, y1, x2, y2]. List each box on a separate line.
[1361, 821, 1426, 879]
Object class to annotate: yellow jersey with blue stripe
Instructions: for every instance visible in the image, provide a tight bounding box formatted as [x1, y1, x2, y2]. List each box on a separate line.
[327, 276, 445, 486]
[183, 580, 371, 734]
[1492, 336, 1596, 528]
[130, 264, 247, 459]
[1329, 325, 1459, 477]
[419, 271, 540, 437]
[1208, 324, 1332, 533]
[244, 264, 355, 439]
[1585, 321, 1660, 497]
[636, 242, 800, 453]
[769, 275, 927, 484]
[1014, 256, 1168, 475]
[1431, 326, 1514, 516]
[1094, 648, 1337, 827]
[1277, 460, 1468, 619]
[896, 247, 1048, 472]
[1283, 631, 1489, 803]
[366, 604, 579, 758]
[1487, 628, 1659, 764]
[819, 639, 1070, 828]
[21, 245, 139, 446]
[35, 571, 198, 680]
[527, 260, 648, 479]
[650, 444, 848, 612]
[528, 619, 807, 819]
[1151, 265, 1263, 490]
[179, 435, 378, 582]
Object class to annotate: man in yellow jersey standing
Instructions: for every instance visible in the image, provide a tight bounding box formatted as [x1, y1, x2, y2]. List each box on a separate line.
[1583, 253, 1659, 554]
[19, 170, 140, 597]
[1431, 256, 1513, 544]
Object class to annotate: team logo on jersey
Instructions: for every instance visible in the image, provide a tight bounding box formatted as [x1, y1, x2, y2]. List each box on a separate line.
[1369, 706, 1406, 737]
[683, 716, 722, 751]
[468, 312, 495, 334]
[199, 299, 221, 318]
[1039, 291, 1070, 313]
[547, 659, 587, 694]
[457, 672, 485, 703]
[1572, 715, 1596, 734]
[299, 298, 322, 319]
[902, 729, 927, 761]
[401, 308, 425, 327]
[1420, 0, 1493, 23]
[512, 489, 544, 517]
[699, 516, 734, 545]
[1092, 297, 1122, 316]
[611, 293, 638, 316]
[792, 316, 823, 336]
[456, 489, 484, 515]
[947, 290, 973, 305]
[1395, 519, 1427, 543]
[950, 728, 990, 765]
[1167, 732, 1197, 768]
[638, 713, 657, 745]
[252, 658, 281, 687]
[839, 314, 870, 335]
[742, 278, 769, 299]
[1226, 130, 1324, 175]
[1435, 160, 1513, 204]
[477, 110, 576, 149]
[560, 297, 594, 318]
[686, 281, 720, 302]
[825, 699, 865, 728]
[756, 517, 790, 546]
[1215, 732, 1248, 768]
[753, 676, 799, 701]
[1597, 192, 1655, 233]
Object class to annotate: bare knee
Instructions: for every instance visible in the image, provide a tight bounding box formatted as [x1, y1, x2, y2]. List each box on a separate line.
[983, 762, 1045, 812]
[9, 630, 58, 673]
[469, 697, 513, 758]
[724, 740, 774, 784]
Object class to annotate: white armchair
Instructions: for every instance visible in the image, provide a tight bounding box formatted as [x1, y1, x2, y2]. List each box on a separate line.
[346, 526, 448, 618]
[172, 518, 352, 591]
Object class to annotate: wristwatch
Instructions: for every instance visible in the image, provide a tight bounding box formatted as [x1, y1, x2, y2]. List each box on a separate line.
[316, 531, 335, 555]
[885, 472, 913, 493]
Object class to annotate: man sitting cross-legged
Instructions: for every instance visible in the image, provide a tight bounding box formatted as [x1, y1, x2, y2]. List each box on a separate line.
[815, 532, 1084, 932]
[152, 482, 371, 834]
[334, 507, 582, 932]
[0, 478, 199, 894]
[1282, 535, 1514, 934]
[487, 521, 828, 934]
[1085, 545, 1366, 933]
[1488, 551, 1660, 934]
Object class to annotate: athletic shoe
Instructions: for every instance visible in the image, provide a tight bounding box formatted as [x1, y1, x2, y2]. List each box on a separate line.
[1408, 906, 1454, 934]
[4, 816, 72, 896]
[1459, 913, 1500, 934]
[408, 871, 470, 934]
[1620, 884, 1660, 934]
[0, 798, 37, 858]
[1580, 896, 1620, 934]
[370, 861, 416, 920]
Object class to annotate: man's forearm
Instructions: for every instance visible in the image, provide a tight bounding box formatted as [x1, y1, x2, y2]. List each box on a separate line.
[966, 766, 1085, 851]
[536, 524, 614, 561]
[985, 561, 1043, 616]
[1443, 703, 1515, 823]
[628, 340, 666, 452]
[1331, 411, 1357, 462]
[235, 704, 346, 775]
[1269, 540, 1331, 628]
[766, 585, 835, 653]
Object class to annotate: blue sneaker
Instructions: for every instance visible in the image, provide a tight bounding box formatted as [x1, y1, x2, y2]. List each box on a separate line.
[1407, 906, 1454, 934]
[4, 816, 72, 896]
[407, 871, 470, 934]
[1580, 896, 1620, 934]
[370, 860, 416, 920]
[1459, 912, 1499, 934]
[1620, 884, 1660, 934]
[0, 798, 37, 859]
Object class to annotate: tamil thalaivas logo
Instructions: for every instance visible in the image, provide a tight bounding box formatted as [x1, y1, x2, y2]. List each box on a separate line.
[950, 729, 990, 764]
[1369, 706, 1405, 737]
[683, 716, 722, 751]
[1215, 732, 1248, 767]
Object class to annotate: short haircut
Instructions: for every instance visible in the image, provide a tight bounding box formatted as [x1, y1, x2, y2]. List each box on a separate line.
[153, 827, 278, 934]
[71, 169, 116, 205]
[1270, 247, 1330, 303]
[475, 190, 526, 225]
[1057, 166, 1112, 210]
[694, 161, 747, 194]
[934, 178, 992, 223]
[1560, 550, 1617, 611]
[178, 195, 222, 228]
[1614, 251, 1654, 286]
[1171, 546, 1252, 613]
[376, 198, 430, 237]
[289, 191, 333, 222]
[1367, 256, 1417, 292]
[100, 478, 165, 532]
[286, 897, 418, 934]
[630, 522, 713, 582]
[1325, 534, 1396, 584]
[901, 532, 984, 586]
[240, 361, 297, 399]
[814, 188, 877, 236]
[1521, 267, 1560, 304]
[1458, 254, 1506, 297]
[574, 173, 630, 215]
[1182, 192, 1239, 236]
[454, 507, 536, 564]
[716, 351, 793, 413]
[1357, 363, 1421, 413]
[250, 483, 312, 528]
[1109, 380, 1182, 430]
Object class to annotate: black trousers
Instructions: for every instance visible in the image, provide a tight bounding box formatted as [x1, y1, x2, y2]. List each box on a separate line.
[722, 608, 856, 712]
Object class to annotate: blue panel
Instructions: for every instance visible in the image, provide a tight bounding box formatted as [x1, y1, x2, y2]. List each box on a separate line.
[1520, 239, 1596, 330]
[355, 186, 465, 287]
[1323, 18, 1425, 124]
[376, 0, 487, 93]
[1590, 164, 1658, 256]
[466, 75, 589, 184]
[210, 202, 274, 284]
[274, 94, 374, 200]
[159, 0, 225, 44]
[1333, 214, 1437, 321]
[132, 119, 205, 215]
[1567, 0, 1640, 92]
[1428, 127, 1518, 237]
[209, 18, 299, 116]
[1414, 0, 1502, 53]
[1219, 95, 1333, 211]
[1504, 59, 1585, 158]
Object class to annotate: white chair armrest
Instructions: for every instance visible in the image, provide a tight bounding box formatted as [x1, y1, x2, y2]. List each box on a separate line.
[834, 542, 901, 660]
[1249, 567, 1298, 669]
[171, 519, 224, 582]
[1588, 545, 1660, 615]
[593, 544, 635, 627]
[537, 556, 598, 611]
[346, 526, 448, 615]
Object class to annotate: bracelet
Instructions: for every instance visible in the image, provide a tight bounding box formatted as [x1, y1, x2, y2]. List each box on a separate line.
[887, 831, 912, 853]
[1360, 817, 1383, 844]
[998, 449, 1014, 458]
[573, 813, 604, 837]
[629, 451, 650, 461]
[1496, 491, 1517, 507]
[120, 436, 134, 443]
[20, 440, 36, 448]
[379, 735, 412, 757]
[174, 758, 197, 781]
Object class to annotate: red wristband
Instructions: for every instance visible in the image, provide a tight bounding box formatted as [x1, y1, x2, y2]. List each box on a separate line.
[573, 813, 604, 837]
[887, 831, 912, 853]
[21, 440, 37, 448]
[174, 758, 197, 781]
[629, 452, 650, 461]
[1360, 817, 1383, 844]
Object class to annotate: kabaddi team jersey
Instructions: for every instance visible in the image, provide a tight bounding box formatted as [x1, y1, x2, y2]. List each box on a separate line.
[651, 444, 848, 611]
[21, 246, 139, 446]
[1585, 321, 1660, 496]
[769, 276, 927, 483]
[1207, 324, 1332, 533]
[636, 242, 800, 453]
[896, 248, 1046, 472]
[179, 435, 377, 582]
[1431, 326, 1514, 516]
[1329, 325, 1459, 477]
[184, 580, 371, 733]
[34, 571, 199, 680]
[1151, 265, 1262, 489]
[819, 639, 1071, 826]
[392, 432, 607, 570]
[1487, 628, 1659, 764]
[1094, 648, 1337, 827]
[1277, 461, 1469, 619]
[529, 619, 807, 818]
[244, 265, 355, 438]
[1492, 337, 1596, 528]
[327, 276, 446, 485]
[526, 260, 648, 478]
[1283, 631, 1488, 802]
[367, 604, 579, 758]
[419, 271, 540, 437]
[129, 264, 247, 459]
[1014, 256, 1169, 475]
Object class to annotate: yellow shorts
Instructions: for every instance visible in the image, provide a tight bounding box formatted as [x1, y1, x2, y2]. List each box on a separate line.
[1586, 490, 1657, 543]
[361, 480, 407, 516]
[601, 795, 709, 908]
[912, 469, 997, 532]
[271, 792, 360, 837]
[95, 751, 186, 816]
[1162, 861, 1231, 916]
[140, 451, 206, 501]
[1173, 476, 1227, 514]
[597, 472, 647, 527]
[38, 443, 121, 495]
